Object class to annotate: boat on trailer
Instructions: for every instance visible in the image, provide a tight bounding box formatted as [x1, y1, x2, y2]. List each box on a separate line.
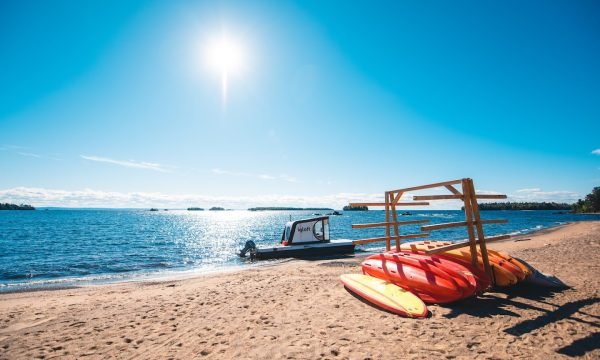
[239, 216, 355, 260]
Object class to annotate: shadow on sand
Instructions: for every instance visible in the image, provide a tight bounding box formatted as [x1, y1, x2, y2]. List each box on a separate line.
[443, 284, 599, 357]
[556, 331, 600, 357]
[443, 284, 567, 319]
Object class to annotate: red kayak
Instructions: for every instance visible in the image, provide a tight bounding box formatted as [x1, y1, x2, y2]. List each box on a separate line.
[362, 253, 464, 304]
[379, 252, 478, 299]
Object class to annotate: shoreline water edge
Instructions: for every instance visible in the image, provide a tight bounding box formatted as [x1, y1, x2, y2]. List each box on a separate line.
[1, 210, 600, 293]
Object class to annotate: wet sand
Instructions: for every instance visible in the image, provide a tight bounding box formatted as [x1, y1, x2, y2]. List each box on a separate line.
[1, 221, 598, 359]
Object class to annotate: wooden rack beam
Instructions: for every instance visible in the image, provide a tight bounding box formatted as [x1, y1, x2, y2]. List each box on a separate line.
[445, 185, 462, 195]
[352, 219, 430, 229]
[413, 194, 507, 201]
[352, 233, 429, 245]
[349, 202, 430, 207]
[387, 179, 463, 194]
[420, 219, 507, 231]
[423, 234, 511, 254]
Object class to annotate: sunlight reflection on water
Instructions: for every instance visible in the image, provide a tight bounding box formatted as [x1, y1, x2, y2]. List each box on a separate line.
[1, 209, 599, 291]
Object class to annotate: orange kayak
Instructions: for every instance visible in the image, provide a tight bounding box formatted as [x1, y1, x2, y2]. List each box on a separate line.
[400, 241, 523, 286]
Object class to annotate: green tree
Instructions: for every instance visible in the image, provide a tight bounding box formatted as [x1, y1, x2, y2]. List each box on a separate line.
[572, 186, 600, 213]
[585, 187, 600, 212]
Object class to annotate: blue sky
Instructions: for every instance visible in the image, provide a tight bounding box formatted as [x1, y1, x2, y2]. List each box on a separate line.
[1, 0, 599, 208]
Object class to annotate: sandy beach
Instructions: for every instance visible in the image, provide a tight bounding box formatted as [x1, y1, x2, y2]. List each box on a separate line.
[1, 221, 598, 359]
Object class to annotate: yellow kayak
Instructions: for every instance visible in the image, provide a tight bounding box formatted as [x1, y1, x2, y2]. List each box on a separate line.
[340, 274, 428, 318]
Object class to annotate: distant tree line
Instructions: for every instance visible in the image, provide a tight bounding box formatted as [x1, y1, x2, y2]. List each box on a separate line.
[343, 205, 368, 211]
[0, 203, 35, 210]
[469, 186, 599, 213]
[572, 187, 600, 213]
[477, 202, 573, 211]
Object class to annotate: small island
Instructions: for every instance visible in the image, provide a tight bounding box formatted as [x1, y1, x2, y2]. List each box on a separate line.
[149, 208, 159, 211]
[187, 207, 204, 211]
[343, 205, 368, 211]
[209, 207, 225, 211]
[248, 207, 334, 211]
[0, 203, 35, 210]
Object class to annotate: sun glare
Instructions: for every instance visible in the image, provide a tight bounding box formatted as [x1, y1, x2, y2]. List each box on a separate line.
[204, 35, 245, 105]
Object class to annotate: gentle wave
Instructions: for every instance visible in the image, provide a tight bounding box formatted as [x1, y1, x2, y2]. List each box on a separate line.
[1, 209, 599, 291]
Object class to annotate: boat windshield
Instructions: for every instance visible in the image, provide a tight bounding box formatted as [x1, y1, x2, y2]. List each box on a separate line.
[313, 220, 324, 241]
[285, 224, 291, 241]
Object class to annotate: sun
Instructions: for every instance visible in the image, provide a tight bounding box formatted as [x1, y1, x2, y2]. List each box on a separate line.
[204, 35, 245, 105]
[206, 37, 244, 74]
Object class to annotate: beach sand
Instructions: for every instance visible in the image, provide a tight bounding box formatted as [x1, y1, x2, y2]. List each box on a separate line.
[1, 221, 598, 359]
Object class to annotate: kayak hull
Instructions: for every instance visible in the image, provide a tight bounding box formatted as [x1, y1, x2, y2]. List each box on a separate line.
[340, 274, 428, 318]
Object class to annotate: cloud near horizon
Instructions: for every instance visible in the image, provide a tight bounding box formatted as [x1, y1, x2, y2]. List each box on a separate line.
[1, 186, 579, 209]
[508, 188, 580, 203]
[80, 155, 170, 172]
[0, 186, 385, 209]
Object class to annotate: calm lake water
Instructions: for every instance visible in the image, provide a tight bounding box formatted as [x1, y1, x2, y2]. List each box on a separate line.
[1, 209, 599, 291]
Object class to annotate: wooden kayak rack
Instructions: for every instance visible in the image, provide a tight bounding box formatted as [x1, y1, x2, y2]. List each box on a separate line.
[349, 178, 510, 283]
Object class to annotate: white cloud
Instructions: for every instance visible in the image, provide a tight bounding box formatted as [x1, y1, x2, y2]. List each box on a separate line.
[80, 155, 169, 172]
[279, 174, 298, 183]
[516, 188, 541, 193]
[17, 152, 61, 161]
[18, 152, 42, 158]
[592, 149, 600, 155]
[0, 145, 61, 160]
[508, 188, 579, 203]
[0, 186, 385, 209]
[0, 144, 26, 151]
[212, 168, 299, 183]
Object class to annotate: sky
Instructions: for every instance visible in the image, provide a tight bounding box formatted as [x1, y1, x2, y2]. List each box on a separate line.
[1, 0, 599, 209]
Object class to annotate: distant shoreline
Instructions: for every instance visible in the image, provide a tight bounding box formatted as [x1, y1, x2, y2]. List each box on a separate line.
[247, 207, 334, 211]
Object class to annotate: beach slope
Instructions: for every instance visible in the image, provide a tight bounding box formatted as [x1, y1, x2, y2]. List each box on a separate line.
[1, 222, 598, 359]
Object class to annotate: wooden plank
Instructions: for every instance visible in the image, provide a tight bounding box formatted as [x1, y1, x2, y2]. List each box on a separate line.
[353, 237, 394, 245]
[395, 233, 430, 240]
[445, 185, 462, 196]
[352, 219, 430, 229]
[392, 192, 403, 205]
[474, 194, 507, 199]
[385, 192, 390, 251]
[469, 179, 493, 281]
[349, 202, 430, 207]
[462, 179, 479, 268]
[423, 235, 511, 254]
[352, 233, 430, 245]
[390, 192, 400, 252]
[420, 219, 507, 231]
[413, 194, 507, 201]
[388, 179, 463, 194]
